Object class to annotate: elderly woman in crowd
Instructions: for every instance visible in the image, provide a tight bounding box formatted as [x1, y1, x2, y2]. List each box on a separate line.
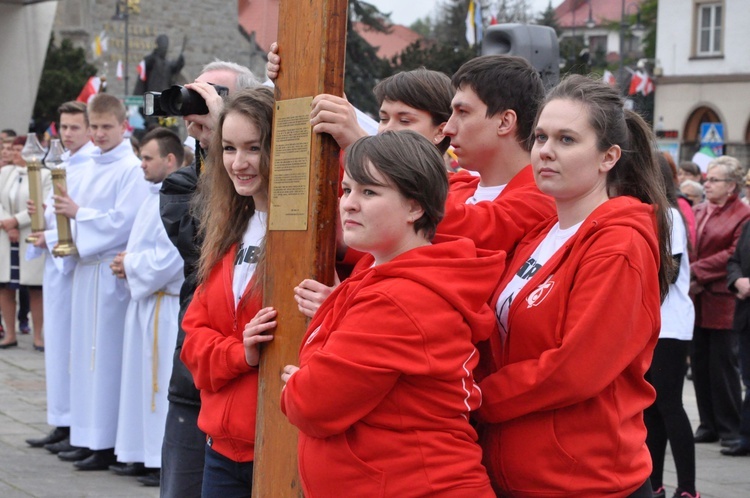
[0, 136, 51, 350]
[691, 155, 750, 446]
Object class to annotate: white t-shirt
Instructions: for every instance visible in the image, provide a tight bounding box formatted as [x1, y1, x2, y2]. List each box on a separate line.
[232, 211, 267, 307]
[466, 183, 506, 205]
[495, 221, 582, 344]
[660, 207, 694, 340]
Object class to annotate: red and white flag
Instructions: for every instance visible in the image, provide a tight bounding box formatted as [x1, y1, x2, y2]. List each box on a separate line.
[641, 75, 654, 96]
[76, 76, 102, 104]
[602, 70, 616, 86]
[628, 71, 654, 96]
[116, 60, 124, 80]
[136, 59, 147, 82]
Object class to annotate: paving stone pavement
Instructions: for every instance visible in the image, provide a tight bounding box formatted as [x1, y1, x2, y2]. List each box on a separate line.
[1, 332, 750, 497]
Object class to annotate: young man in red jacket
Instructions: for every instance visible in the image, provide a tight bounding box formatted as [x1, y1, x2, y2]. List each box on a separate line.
[437, 55, 555, 254]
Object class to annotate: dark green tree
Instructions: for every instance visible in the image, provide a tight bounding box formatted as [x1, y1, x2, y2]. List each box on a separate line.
[345, 0, 392, 115]
[536, 1, 561, 36]
[640, 0, 658, 59]
[33, 35, 98, 128]
[434, 0, 471, 49]
[391, 40, 477, 77]
[409, 17, 434, 38]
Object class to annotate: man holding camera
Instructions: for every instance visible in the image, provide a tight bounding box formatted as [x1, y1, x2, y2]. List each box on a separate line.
[158, 61, 261, 498]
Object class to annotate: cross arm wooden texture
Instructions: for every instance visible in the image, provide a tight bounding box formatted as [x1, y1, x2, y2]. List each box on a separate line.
[253, 1, 348, 496]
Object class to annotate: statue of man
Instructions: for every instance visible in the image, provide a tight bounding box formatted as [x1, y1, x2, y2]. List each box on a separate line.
[133, 34, 186, 95]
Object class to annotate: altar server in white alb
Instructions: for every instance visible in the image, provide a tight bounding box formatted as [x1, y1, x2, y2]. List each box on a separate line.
[110, 128, 185, 485]
[25, 101, 96, 454]
[53, 94, 149, 471]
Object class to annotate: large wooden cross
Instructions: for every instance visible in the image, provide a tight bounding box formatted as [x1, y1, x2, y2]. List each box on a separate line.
[253, 1, 349, 496]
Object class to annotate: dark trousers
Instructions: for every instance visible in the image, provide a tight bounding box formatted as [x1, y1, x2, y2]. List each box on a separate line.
[160, 402, 205, 498]
[645, 339, 696, 492]
[691, 327, 742, 439]
[202, 444, 253, 498]
[17, 286, 29, 324]
[738, 331, 750, 442]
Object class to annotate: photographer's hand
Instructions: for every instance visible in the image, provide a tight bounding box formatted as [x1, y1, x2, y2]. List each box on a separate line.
[184, 81, 225, 149]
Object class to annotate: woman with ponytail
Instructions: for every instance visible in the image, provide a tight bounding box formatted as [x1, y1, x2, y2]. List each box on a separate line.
[476, 74, 674, 497]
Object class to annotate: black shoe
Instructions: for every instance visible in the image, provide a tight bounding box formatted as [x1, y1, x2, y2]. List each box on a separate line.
[109, 462, 148, 476]
[26, 427, 69, 447]
[58, 447, 93, 462]
[137, 471, 161, 487]
[721, 437, 742, 447]
[0, 340, 18, 349]
[694, 428, 719, 443]
[74, 449, 117, 471]
[721, 442, 750, 456]
[45, 438, 75, 454]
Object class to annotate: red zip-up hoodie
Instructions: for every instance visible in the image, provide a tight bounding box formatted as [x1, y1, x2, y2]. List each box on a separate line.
[181, 245, 262, 462]
[478, 196, 661, 497]
[281, 236, 504, 498]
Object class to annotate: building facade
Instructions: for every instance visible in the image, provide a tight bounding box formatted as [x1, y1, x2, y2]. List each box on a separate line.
[654, 0, 750, 164]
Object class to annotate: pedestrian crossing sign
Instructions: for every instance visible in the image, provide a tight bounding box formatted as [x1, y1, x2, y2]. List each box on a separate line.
[700, 123, 724, 146]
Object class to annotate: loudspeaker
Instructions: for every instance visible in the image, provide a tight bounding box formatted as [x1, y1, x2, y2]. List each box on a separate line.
[482, 24, 560, 89]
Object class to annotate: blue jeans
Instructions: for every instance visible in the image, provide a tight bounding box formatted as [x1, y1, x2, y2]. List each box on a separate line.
[202, 443, 253, 498]
[160, 403, 205, 498]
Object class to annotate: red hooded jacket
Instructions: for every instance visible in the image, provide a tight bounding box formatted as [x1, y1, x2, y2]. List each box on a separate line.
[478, 197, 661, 497]
[281, 236, 503, 498]
[181, 245, 262, 462]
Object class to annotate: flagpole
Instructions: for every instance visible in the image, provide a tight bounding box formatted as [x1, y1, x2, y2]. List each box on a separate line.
[124, 2, 129, 96]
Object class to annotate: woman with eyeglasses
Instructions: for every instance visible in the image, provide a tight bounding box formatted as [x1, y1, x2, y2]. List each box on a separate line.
[690, 155, 750, 448]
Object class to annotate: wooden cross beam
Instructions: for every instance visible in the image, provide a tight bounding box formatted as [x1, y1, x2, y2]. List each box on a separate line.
[253, 1, 349, 496]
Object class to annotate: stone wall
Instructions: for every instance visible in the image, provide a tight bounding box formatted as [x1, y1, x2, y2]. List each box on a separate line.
[53, 0, 267, 98]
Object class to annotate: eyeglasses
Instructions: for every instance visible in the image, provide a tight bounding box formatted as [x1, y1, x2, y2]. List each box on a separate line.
[705, 177, 732, 184]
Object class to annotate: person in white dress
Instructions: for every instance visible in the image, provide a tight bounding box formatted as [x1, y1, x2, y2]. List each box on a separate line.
[25, 101, 96, 452]
[110, 128, 185, 485]
[53, 94, 149, 470]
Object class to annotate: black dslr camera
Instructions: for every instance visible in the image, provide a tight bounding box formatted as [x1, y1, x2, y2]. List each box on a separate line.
[143, 84, 229, 116]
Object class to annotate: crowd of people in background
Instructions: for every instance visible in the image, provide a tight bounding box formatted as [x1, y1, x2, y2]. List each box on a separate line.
[4, 47, 750, 498]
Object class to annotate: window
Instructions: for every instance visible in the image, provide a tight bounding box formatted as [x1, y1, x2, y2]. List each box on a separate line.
[696, 2, 723, 56]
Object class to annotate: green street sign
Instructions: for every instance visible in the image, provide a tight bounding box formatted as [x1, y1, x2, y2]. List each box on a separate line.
[123, 95, 143, 107]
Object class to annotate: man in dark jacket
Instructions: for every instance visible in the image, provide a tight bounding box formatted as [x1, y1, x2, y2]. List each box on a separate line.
[724, 219, 750, 456]
[159, 60, 260, 497]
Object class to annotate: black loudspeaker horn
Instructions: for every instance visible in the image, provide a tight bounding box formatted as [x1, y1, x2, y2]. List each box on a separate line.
[482, 24, 560, 89]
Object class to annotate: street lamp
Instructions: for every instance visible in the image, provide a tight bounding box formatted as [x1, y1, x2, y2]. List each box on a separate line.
[618, 1, 645, 91]
[112, 0, 130, 95]
[586, 1, 596, 29]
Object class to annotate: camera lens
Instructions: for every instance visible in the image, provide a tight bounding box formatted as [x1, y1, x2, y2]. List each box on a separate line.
[162, 86, 208, 116]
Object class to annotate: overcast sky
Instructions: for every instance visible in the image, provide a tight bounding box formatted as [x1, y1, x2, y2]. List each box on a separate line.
[368, 0, 562, 27]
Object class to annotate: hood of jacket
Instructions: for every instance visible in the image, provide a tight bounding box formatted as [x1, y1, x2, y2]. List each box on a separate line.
[522, 195, 658, 262]
[349, 235, 505, 344]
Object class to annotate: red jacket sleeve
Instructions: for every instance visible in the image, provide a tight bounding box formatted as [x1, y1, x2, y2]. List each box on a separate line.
[437, 167, 555, 252]
[281, 291, 429, 439]
[181, 284, 254, 393]
[478, 233, 659, 423]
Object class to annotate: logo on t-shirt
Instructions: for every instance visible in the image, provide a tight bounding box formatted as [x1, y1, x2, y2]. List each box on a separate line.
[235, 244, 260, 266]
[526, 275, 555, 308]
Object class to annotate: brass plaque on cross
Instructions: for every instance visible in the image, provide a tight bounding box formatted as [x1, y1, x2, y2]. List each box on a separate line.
[269, 97, 314, 231]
